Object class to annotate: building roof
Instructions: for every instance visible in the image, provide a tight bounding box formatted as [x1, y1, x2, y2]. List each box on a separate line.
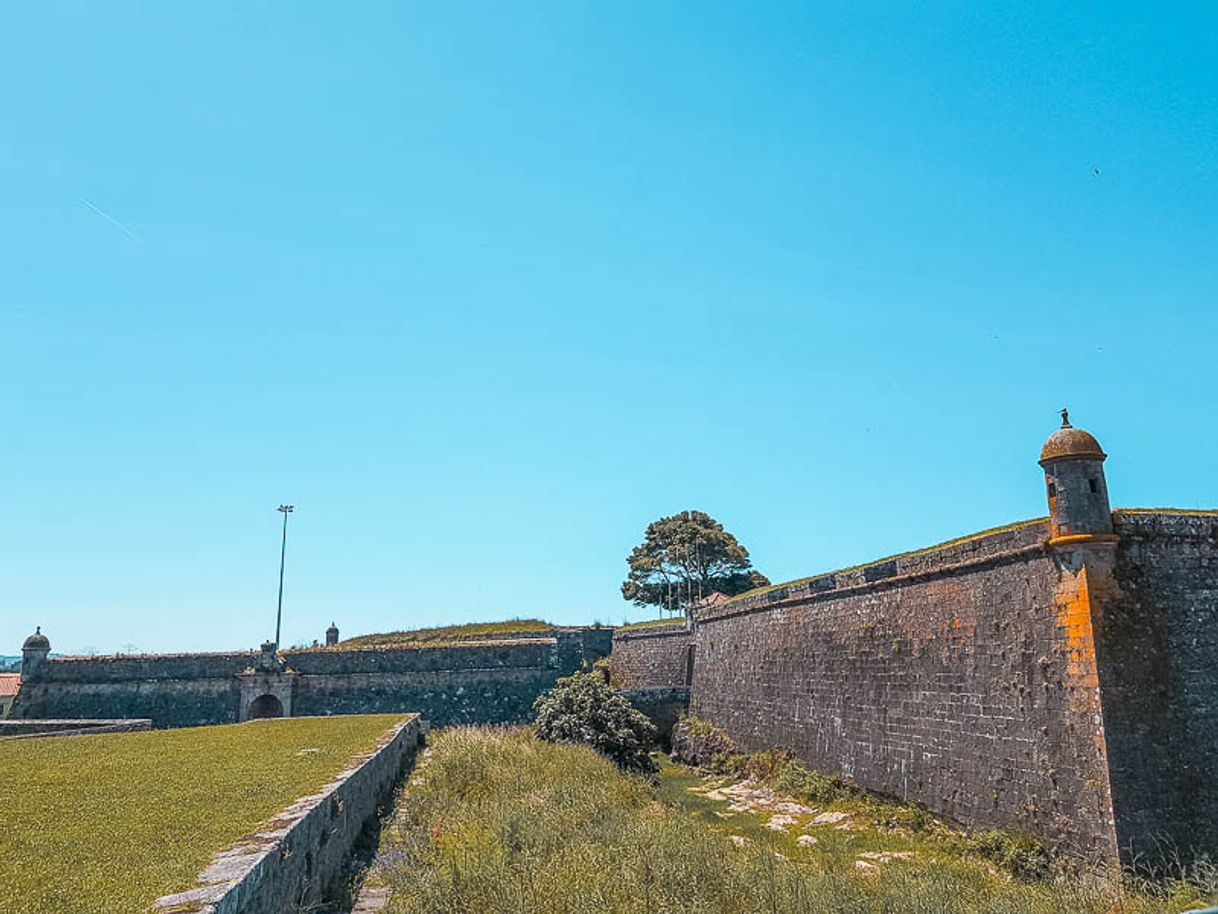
[0, 673, 21, 698]
[22, 627, 50, 652]
[1039, 410, 1106, 463]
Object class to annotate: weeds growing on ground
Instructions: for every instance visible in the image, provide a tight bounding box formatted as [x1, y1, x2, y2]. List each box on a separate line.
[372, 727, 1211, 914]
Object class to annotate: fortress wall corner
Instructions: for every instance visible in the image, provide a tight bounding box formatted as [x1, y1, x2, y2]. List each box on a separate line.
[1097, 511, 1218, 862]
[609, 623, 693, 689]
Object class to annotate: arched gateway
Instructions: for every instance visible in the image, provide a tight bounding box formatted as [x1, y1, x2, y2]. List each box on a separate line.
[247, 693, 284, 719]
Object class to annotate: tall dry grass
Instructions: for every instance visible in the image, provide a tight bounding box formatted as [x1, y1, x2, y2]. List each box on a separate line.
[372, 727, 1206, 914]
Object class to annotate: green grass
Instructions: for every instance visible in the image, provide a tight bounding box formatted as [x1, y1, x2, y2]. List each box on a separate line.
[616, 616, 688, 632]
[1113, 507, 1218, 516]
[371, 727, 1212, 914]
[0, 714, 407, 914]
[335, 618, 555, 649]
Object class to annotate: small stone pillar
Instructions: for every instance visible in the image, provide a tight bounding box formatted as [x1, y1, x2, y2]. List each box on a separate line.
[257, 640, 282, 672]
[326, 622, 339, 647]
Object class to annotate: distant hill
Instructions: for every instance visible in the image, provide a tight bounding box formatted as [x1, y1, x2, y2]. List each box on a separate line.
[0, 656, 20, 673]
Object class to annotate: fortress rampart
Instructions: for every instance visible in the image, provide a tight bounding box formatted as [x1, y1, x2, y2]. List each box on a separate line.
[613, 418, 1218, 869]
[609, 622, 693, 691]
[10, 629, 612, 729]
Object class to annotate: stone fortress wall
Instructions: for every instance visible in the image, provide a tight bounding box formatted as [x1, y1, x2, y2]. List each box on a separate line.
[613, 418, 1218, 870]
[11, 415, 1216, 871]
[609, 622, 693, 691]
[11, 628, 612, 729]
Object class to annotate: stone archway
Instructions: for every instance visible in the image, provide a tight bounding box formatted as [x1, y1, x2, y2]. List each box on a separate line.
[248, 693, 285, 719]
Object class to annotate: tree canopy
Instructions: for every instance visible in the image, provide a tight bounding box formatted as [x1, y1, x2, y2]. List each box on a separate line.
[621, 510, 769, 613]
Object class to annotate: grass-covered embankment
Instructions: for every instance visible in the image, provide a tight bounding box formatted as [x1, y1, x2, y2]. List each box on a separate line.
[0, 714, 407, 914]
[336, 618, 554, 649]
[371, 727, 1209, 914]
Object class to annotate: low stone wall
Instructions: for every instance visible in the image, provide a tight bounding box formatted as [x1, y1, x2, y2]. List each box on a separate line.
[154, 715, 425, 914]
[0, 718, 151, 739]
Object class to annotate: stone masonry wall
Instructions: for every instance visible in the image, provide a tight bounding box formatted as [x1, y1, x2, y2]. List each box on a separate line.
[292, 668, 562, 726]
[11, 630, 612, 729]
[1100, 511, 1218, 864]
[609, 623, 693, 689]
[688, 519, 1123, 862]
[0, 718, 152, 738]
[12, 677, 242, 728]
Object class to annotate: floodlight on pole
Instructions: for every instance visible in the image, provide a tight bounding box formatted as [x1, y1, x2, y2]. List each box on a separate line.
[274, 505, 294, 648]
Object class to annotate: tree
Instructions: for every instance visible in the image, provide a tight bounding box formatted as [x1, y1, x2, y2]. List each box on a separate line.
[533, 671, 658, 774]
[621, 510, 769, 613]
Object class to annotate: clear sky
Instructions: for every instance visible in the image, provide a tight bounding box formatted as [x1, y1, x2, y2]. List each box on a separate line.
[2, 3, 1215, 655]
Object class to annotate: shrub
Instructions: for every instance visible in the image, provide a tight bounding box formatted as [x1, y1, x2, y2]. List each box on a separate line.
[591, 655, 612, 683]
[958, 829, 1052, 880]
[671, 715, 740, 770]
[533, 671, 658, 774]
[769, 756, 854, 805]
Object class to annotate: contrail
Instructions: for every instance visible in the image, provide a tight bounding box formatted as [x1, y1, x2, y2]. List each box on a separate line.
[79, 197, 144, 243]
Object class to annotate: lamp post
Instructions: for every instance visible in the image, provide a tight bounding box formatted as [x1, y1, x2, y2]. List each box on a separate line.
[274, 505, 294, 647]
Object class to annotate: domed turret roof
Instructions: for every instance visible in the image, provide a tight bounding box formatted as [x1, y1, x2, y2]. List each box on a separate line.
[326, 622, 339, 633]
[1040, 410, 1106, 463]
[23, 627, 50, 651]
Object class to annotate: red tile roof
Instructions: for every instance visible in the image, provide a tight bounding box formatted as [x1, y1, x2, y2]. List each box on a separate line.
[0, 673, 21, 698]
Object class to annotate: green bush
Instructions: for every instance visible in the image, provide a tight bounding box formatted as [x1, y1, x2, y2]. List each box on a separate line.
[533, 671, 658, 774]
[591, 654, 612, 682]
[957, 829, 1052, 880]
[768, 756, 853, 805]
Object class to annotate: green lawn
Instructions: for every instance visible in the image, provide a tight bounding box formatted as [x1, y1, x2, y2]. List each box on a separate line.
[370, 727, 1212, 914]
[0, 714, 407, 914]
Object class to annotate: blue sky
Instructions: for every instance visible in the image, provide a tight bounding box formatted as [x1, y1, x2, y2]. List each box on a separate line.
[2, 3, 1215, 655]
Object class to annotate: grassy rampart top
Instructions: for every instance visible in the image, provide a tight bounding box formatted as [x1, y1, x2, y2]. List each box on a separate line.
[0, 713, 408, 914]
[717, 517, 1050, 608]
[1112, 507, 1218, 516]
[615, 617, 689, 633]
[333, 618, 557, 650]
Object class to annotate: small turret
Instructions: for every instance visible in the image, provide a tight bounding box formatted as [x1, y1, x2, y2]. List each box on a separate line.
[21, 627, 50, 680]
[1039, 409, 1114, 544]
[325, 622, 339, 647]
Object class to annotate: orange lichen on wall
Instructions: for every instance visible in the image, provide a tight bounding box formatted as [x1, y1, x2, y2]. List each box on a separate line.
[1057, 566, 1100, 691]
[1053, 559, 1118, 853]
